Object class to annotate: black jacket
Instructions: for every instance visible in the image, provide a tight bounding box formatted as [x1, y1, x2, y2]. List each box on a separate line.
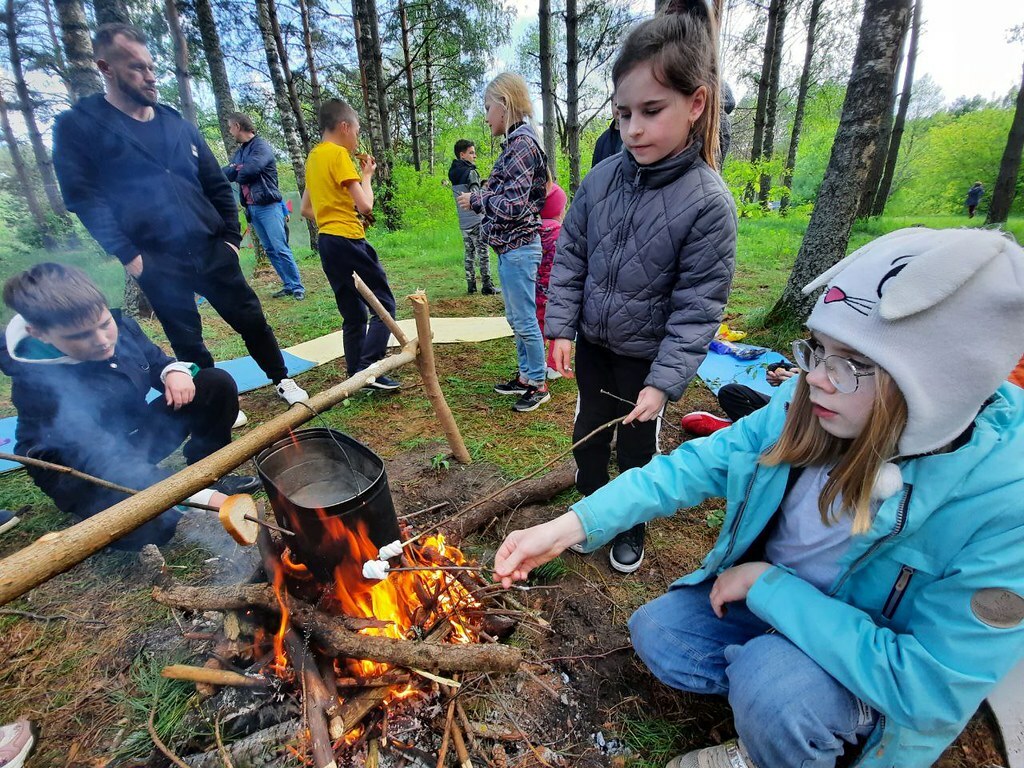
[224, 135, 283, 208]
[52, 94, 241, 266]
[0, 310, 179, 518]
[591, 121, 623, 169]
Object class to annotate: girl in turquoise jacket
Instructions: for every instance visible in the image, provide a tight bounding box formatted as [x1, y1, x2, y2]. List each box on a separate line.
[495, 227, 1024, 768]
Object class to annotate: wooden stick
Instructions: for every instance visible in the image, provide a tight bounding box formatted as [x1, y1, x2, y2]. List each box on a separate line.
[450, 719, 473, 768]
[598, 389, 683, 435]
[284, 631, 338, 768]
[214, 714, 236, 768]
[243, 514, 295, 537]
[0, 345, 417, 607]
[160, 664, 271, 688]
[436, 697, 457, 768]
[408, 290, 472, 464]
[146, 702, 190, 768]
[398, 500, 451, 521]
[353, 272, 409, 346]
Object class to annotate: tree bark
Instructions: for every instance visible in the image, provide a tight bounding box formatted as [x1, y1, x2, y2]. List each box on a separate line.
[54, 0, 102, 102]
[92, 0, 128, 24]
[424, 15, 434, 173]
[0, 88, 50, 237]
[267, 0, 310, 153]
[750, 0, 781, 168]
[986, 58, 1024, 225]
[192, 0, 237, 157]
[152, 584, 523, 673]
[297, 0, 322, 119]
[41, 0, 73, 98]
[123, 275, 154, 319]
[539, 0, 556, 177]
[163, 0, 197, 126]
[5, 0, 69, 218]
[565, 0, 580, 192]
[872, 0, 921, 216]
[758, 0, 788, 206]
[397, 0, 420, 170]
[769, 0, 912, 323]
[780, 0, 822, 214]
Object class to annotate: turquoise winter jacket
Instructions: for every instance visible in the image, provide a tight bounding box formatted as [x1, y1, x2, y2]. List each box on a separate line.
[573, 380, 1024, 768]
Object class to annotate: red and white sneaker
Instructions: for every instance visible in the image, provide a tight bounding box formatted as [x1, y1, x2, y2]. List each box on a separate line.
[679, 411, 732, 437]
[0, 720, 37, 768]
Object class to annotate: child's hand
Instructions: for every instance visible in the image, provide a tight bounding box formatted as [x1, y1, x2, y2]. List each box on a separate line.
[766, 366, 798, 387]
[164, 371, 196, 410]
[494, 512, 586, 588]
[358, 153, 377, 177]
[623, 386, 667, 424]
[709, 562, 771, 618]
[456, 192, 472, 211]
[551, 339, 574, 378]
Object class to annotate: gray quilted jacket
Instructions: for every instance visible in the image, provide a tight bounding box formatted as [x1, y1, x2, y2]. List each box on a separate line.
[545, 139, 737, 401]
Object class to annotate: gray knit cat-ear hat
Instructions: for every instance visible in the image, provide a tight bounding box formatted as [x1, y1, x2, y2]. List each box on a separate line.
[803, 227, 1024, 457]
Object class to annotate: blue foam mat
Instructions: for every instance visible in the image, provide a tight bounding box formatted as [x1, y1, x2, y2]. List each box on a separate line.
[696, 344, 790, 396]
[1, 350, 317, 474]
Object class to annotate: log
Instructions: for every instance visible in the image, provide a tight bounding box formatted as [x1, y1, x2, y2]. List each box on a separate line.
[160, 664, 271, 689]
[183, 718, 302, 767]
[284, 631, 337, 768]
[444, 460, 576, 540]
[153, 584, 523, 674]
[409, 291, 471, 465]
[0, 346, 418, 606]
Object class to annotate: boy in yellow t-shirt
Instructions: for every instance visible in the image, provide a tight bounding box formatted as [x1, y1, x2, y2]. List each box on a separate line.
[301, 99, 399, 390]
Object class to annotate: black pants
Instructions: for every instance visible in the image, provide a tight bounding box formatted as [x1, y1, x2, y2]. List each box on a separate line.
[717, 383, 771, 422]
[137, 240, 289, 382]
[572, 336, 660, 496]
[318, 234, 397, 376]
[79, 368, 238, 550]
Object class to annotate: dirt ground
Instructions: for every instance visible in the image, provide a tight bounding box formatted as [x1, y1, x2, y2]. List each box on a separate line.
[0, 342, 1010, 767]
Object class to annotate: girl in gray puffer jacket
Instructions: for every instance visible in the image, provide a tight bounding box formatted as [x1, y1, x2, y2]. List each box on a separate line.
[545, 0, 737, 574]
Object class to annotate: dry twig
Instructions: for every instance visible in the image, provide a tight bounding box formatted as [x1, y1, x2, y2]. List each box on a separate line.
[146, 701, 190, 768]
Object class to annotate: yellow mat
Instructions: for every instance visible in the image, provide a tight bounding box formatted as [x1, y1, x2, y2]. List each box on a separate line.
[284, 315, 514, 365]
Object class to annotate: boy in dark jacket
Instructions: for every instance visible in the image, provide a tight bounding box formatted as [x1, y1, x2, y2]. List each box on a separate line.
[0, 263, 259, 550]
[448, 140, 496, 295]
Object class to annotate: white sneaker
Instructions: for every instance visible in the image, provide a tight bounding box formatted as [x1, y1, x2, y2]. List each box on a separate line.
[276, 378, 309, 405]
[546, 367, 562, 380]
[232, 410, 248, 429]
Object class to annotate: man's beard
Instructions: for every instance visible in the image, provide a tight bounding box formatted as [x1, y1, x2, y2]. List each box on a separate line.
[120, 77, 158, 108]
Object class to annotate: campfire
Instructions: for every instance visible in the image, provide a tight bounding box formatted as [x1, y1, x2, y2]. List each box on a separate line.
[152, 428, 527, 766]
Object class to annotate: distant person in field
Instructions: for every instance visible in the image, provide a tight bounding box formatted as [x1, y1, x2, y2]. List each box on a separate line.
[448, 139, 497, 295]
[301, 99, 400, 391]
[966, 181, 984, 218]
[223, 112, 305, 301]
[51, 23, 308, 411]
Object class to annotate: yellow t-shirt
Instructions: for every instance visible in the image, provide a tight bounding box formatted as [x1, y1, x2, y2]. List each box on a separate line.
[305, 141, 365, 239]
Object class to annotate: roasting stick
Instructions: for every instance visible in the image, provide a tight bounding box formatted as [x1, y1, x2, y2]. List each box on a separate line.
[361, 415, 628, 580]
[598, 389, 684, 435]
[0, 450, 293, 537]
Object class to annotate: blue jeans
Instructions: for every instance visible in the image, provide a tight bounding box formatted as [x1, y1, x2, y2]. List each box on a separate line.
[249, 203, 304, 294]
[628, 581, 877, 768]
[498, 238, 545, 385]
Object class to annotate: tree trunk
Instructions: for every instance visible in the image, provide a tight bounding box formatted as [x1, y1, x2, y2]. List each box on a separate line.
[123, 275, 154, 319]
[857, 11, 909, 217]
[41, 0, 73, 98]
[267, 0, 310, 153]
[539, 0, 556, 177]
[769, 0, 912, 323]
[91, 0, 128, 25]
[780, 0, 822, 214]
[163, 0, 197, 126]
[297, 0, 321, 119]
[0, 88, 50, 238]
[750, 0, 781, 168]
[872, 0, 921, 216]
[424, 16, 434, 174]
[192, 0, 237, 156]
[565, 0, 580, 192]
[758, 0, 788, 206]
[987, 58, 1024, 225]
[54, 0, 103, 102]
[398, 0, 420, 171]
[5, 0, 69, 218]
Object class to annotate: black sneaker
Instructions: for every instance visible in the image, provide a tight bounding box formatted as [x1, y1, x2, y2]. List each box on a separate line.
[0, 509, 20, 535]
[609, 523, 645, 573]
[271, 288, 293, 298]
[494, 375, 529, 396]
[365, 375, 401, 391]
[211, 475, 262, 496]
[481, 283, 500, 295]
[512, 384, 550, 412]
[293, 290, 306, 301]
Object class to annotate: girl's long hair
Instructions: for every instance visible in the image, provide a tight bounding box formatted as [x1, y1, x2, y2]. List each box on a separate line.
[761, 371, 908, 534]
[611, 0, 721, 170]
[484, 73, 534, 135]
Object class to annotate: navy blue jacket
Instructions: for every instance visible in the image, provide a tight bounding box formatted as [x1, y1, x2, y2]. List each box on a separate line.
[224, 135, 283, 208]
[52, 94, 241, 266]
[591, 121, 623, 169]
[0, 311, 178, 518]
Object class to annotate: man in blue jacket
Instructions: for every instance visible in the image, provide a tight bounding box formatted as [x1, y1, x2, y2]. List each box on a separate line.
[224, 113, 305, 300]
[52, 24, 308, 408]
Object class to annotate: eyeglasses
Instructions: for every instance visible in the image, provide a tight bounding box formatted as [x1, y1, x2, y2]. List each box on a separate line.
[791, 339, 876, 394]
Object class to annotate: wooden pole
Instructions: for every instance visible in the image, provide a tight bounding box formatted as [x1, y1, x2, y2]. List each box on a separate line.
[0, 347, 416, 606]
[352, 272, 408, 346]
[408, 291, 471, 464]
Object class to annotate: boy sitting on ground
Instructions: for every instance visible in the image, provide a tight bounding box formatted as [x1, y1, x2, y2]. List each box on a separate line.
[0, 263, 259, 550]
